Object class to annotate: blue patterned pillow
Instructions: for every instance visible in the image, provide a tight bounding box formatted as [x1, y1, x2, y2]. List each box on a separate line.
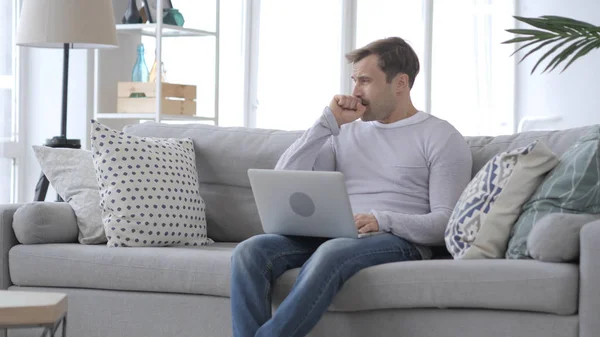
[445, 140, 558, 259]
[506, 126, 600, 259]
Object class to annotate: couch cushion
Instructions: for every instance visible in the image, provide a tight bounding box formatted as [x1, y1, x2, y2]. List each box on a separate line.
[528, 213, 600, 262]
[12, 202, 79, 244]
[466, 124, 597, 178]
[9, 243, 236, 298]
[274, 259, 579, 315]
[123, 122, 304, 242]
[9, 243, 577, 315]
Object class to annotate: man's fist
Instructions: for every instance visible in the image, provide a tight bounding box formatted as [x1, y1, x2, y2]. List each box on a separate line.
[329, 95, 366, 127]
[355, 213, 379, 234]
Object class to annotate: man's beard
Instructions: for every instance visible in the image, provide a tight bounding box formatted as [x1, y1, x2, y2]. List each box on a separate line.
[361, 105, 391, 122]
[360, 100, 375, 121]
[361, 109, 375, 121]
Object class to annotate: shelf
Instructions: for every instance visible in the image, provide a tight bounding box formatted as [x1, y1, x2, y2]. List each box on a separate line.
[116, 24, 217, 37]
[96, 113, 216, 121]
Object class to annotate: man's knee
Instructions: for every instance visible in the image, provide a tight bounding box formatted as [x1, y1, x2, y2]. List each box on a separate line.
[231, 234, 280, 267]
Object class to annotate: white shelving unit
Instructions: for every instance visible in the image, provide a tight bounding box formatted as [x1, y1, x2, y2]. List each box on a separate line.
[93, 0, 220, 127]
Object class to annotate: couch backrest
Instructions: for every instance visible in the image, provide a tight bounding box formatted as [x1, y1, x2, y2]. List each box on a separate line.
[124, 122, 303, 242]
[125, 121, 598, 242]
[466, 124, 597, 178]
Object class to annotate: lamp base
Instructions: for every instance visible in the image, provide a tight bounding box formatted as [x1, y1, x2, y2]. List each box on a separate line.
[44, 136, 81, 148]
[34, 136, 82, 202]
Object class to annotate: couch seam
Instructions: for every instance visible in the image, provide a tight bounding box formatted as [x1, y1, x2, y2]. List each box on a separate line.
[11, 251, 229, 275]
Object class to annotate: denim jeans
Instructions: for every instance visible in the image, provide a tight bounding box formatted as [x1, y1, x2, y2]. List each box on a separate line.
[230, 233, 422, 337]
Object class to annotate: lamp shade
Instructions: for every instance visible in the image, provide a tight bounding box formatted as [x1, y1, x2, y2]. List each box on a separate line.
[16, 0, 118, 49]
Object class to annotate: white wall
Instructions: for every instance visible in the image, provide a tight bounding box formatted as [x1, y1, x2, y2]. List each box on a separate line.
[515, 0, 600, 131]
[20, 47, 91, 202]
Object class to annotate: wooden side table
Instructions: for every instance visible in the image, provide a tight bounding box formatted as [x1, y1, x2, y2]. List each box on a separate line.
[0, 290, 67, 337]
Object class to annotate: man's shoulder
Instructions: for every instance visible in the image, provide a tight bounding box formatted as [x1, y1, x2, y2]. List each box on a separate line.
[420, 114, 464, 138]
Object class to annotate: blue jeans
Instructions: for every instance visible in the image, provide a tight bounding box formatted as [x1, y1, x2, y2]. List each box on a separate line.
[230, 233, 422, 337]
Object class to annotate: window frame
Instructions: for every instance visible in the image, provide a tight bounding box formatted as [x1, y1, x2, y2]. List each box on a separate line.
[0, 0, 24, 203]
[243, 0, 515, 135]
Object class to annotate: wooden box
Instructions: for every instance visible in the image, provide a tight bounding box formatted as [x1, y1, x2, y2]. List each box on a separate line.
[116, 82, 196, 116]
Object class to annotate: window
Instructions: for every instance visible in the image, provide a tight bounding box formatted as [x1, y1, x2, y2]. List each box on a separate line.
[254, 0, 343, 131]
[245, 0, 515, 136]
[431, 0, 515, 136]
[0, 0, 19, 203]
[356, 0, 427, 111]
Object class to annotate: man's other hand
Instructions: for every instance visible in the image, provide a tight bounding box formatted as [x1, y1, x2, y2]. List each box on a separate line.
[329, 95, 366, 127]
[354, 213, 379, 234]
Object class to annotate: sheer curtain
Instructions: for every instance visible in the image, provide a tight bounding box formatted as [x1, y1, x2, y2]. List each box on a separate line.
[356, 0, 427, 111]
[0, 0, 17, 203]
[431, 0, 515, 136]
[254, 0, 343, 130]
[253, 0, 515, 135]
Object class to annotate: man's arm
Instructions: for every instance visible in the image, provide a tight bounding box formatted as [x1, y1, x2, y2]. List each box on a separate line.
[372, 131, 473, 246]
[275, 96, 367, 171]
[274, 107, 338, 171]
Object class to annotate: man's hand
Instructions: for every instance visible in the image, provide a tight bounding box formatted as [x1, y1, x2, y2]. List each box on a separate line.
[355, 213, 379, 234]
[329, 95, 367, 127]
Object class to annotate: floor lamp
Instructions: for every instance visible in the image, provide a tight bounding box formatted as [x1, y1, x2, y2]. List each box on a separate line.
[15, 0, 118, 201]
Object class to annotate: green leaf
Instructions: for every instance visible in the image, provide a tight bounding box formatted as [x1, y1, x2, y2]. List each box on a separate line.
[511, 36, 557, 56]
[541, 15, 596, 29]
[514, 16, 568, 34]
[502, 36, 542, 45]
[508, 15, 600, 74]
[561, 40, 600, 72]
[530, 36, 579, 73]
[506, 28, 552, 36]
[517, 37, 562, 64]
[544, 39, 589, 73]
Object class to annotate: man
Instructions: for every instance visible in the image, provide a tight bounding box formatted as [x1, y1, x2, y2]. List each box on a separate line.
[230, 37, 472, 337]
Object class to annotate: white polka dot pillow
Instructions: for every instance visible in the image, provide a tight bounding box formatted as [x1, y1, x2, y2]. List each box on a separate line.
[444, 140, 558, 259]
[90, 120, 213, 247]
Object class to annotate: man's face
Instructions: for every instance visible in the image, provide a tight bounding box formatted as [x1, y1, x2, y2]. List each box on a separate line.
[351, 54, 397, 122]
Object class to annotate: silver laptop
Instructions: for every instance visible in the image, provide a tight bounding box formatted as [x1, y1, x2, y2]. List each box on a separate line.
[248, 169, 383, 239]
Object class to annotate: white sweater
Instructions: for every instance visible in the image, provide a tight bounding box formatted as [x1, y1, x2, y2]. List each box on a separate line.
[275, 107, 472, 251]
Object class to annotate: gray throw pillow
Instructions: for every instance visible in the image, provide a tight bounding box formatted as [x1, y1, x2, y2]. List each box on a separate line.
[507, 126, 600, 259]
[527, 213, 600, 262]
[33, 146, 106, 244]
[13, 202, 79, 244]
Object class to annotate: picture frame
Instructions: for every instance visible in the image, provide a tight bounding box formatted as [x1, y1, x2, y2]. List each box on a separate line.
[142, 0, 173, 23]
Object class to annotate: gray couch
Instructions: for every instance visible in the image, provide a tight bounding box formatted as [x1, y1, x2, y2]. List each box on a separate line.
[1, 122, 600, 337]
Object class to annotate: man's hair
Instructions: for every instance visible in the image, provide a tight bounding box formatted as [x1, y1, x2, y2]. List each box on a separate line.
[345, 37, 420, 89]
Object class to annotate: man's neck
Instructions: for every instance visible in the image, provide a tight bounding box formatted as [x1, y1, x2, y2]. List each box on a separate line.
[379, 100, 418, 124]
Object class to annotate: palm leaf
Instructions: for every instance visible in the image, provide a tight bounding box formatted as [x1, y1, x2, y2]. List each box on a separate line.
[505, 15, 600, 73]
[518, 37, 561, 64]
[509, 35, 559, 56]
[506, 29, 552, 36]
[541, 16, 597, 29]
[530, 36, 578, 74]
[544, 39, 589, 73]
[502, 36, 543, 45]
[513, 16, 565, 34]
[561, 40, 600, 72]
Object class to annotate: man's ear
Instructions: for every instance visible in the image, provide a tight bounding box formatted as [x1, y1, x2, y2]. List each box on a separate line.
[394, 73, 409, 93]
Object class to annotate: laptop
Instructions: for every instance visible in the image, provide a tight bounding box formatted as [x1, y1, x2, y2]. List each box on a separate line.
[247, 169, 384, 239]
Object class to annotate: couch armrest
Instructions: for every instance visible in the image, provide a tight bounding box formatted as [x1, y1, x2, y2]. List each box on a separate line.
[0, 204, 21, 290]
[579, 219, 600, 337]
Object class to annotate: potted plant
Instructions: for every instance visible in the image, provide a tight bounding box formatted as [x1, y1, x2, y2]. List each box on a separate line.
[503, 16, 600, 74]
